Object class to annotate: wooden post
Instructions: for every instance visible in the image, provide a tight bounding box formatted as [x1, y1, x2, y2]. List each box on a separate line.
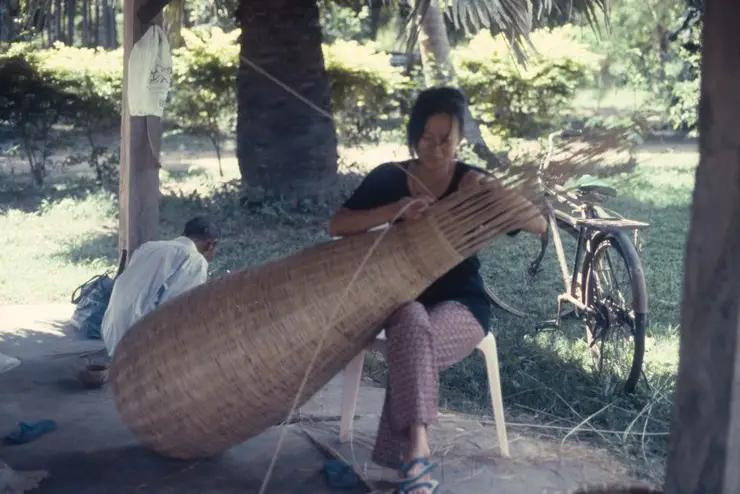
[118, 0, 163, 259]
[664, 0, 740, 491]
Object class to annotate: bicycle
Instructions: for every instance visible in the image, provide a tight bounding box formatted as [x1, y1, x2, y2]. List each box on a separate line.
[483, 129, 650, 394]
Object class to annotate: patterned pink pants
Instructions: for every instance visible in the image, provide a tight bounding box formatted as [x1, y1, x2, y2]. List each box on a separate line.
[371, 300, 485, 468]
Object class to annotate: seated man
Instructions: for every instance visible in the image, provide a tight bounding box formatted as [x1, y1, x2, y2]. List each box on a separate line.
[101, 216, 219, 356]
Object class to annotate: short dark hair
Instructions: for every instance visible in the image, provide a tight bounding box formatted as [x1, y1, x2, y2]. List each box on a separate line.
[183, 216, 219, 241]
[407, 86, 467, 157]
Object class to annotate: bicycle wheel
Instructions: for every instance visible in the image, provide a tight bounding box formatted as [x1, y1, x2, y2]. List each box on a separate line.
[581, 229, 648, 394]
[480, 217, 580, 320]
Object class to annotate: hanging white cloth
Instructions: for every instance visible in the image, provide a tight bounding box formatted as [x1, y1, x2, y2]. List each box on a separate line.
[127, 25, 173, 117]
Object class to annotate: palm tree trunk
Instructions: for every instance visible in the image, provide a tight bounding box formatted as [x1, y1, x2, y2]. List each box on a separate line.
[236, 0, 338, 201]
[416, 2, 503, 169]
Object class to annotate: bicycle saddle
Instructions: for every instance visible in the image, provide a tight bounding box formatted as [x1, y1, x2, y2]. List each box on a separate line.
[572, 176, 618, 198]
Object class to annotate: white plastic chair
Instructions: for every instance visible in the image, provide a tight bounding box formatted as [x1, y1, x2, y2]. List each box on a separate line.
[338, 330, 510, 458]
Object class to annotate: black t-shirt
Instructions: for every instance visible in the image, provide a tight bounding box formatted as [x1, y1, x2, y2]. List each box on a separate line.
[342, 160, 491, 334]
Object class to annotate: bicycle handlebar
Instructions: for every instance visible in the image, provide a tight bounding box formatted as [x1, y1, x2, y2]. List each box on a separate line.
[540, 128, 583, 174]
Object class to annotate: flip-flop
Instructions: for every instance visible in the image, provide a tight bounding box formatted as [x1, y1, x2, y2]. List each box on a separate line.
[396, 457, 437, 487]
[4, 420, 57, 445]
[398, 479, 440, 494]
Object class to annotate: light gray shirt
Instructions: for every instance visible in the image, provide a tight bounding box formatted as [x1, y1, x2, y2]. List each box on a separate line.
[101, 236, 208, 356]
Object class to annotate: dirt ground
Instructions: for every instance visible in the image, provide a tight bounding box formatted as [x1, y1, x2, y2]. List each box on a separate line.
[0, 304, 655, 494]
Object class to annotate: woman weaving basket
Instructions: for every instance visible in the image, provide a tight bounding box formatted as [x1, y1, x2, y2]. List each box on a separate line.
[329, 87, 547, 494]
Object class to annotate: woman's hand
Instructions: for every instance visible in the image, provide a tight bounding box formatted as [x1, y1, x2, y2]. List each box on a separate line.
[459, 171, 486, 190]
[395, 195, 435, 220]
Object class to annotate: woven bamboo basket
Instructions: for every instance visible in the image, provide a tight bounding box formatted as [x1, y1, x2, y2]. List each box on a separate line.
[110, 175, 541, 459]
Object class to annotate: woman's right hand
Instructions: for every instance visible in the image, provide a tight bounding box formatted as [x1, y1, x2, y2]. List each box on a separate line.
[395, 195, 435, 221]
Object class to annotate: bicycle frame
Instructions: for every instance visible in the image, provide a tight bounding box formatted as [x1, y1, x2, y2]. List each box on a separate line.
[528, 130, 612, 325]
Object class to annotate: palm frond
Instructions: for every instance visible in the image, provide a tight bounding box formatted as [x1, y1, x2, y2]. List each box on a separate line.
[383, 0, 609, 62]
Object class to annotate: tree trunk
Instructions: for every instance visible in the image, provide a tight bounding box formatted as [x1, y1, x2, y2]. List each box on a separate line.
[663, 0, 740, 491]
[418, 2, 452, 86]
[236, 0, 338, 201]
[102, 0, 116, 48]
[102, 0, 109, 47]
[110, 0, 118, 48]
[416, 2, 502, 169]
[66, 0, 76, 44]
[54, 0, 63, 43]
[368, 0, 382, 40]
[95, 0, 101, 47]
[0, 0, 13, 42]
[83, 0, 90, 45]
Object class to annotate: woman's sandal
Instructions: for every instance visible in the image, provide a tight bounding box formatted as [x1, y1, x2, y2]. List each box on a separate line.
[398, 479, 440, 494]
[396, 457, 437, 490]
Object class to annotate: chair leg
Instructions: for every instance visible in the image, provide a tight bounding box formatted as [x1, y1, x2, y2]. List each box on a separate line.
[339, 350, 366, 443]
[478, 334, 510, 457]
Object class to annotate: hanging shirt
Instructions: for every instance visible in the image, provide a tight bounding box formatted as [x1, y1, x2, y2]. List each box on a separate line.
[101, 236, 208, 356]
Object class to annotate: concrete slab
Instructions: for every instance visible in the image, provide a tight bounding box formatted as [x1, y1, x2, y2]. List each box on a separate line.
[0, 304, 649, 493]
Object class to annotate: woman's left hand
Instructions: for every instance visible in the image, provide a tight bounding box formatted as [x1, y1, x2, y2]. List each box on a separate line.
[459, 171, 487, 190]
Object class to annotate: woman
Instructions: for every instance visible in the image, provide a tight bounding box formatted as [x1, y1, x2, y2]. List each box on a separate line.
[328, 87, 546, 494]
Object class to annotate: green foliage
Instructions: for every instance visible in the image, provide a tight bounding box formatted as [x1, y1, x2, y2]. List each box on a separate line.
[456, 26, 601, 138]
[0, 55, 80, 185]
[667, 47, 699, 135]
[36, 43, 124, 184]
[170, 27, 240, 176]
[578, 0, 683, 90]
[318, 0, 372, 43]
[574, 0, 699, 131]
[665, 23, 701, 135]
[323, 40, 409, 144]
[0, 42, 122, 185]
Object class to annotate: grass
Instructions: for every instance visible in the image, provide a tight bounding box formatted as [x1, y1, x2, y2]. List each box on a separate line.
[0, 129, 694, 484]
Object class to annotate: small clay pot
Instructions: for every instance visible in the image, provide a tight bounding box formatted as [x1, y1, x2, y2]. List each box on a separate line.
[77, 363, 110, 388]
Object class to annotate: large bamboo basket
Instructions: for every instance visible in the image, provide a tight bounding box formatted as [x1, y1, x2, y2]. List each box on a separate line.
[110, 177, 540, 459]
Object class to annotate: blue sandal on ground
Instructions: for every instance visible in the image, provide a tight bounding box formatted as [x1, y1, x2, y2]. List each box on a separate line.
[398, 479, 440, 494]
[396, 457, 437, 488]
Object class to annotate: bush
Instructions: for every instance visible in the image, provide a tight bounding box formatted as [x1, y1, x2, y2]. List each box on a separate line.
[0, 43, 123, 185]
[0, 55, 81, 185]
[667, 48, 699, 136]
[323, 39, 409, 144]
[170, 27, 240, 176]
[455, 26, 601, 139]
[36, 43, 124, 184]
[0, 34, 409, 184]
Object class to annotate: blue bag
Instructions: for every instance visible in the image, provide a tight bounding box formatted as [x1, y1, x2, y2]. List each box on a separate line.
[70, 250, 128, 340]
[70, 274, 115, 340]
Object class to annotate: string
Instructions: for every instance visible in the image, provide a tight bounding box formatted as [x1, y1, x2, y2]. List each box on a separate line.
[257, 197, 429, 494]
[239, 53, 492, 200]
